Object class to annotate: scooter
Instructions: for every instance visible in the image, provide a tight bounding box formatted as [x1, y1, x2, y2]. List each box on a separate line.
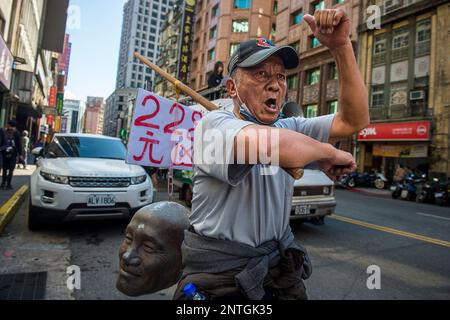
[342, 171, 389, 190]
[434, 180, 450, 206]
[415, 177, 440, 203]
[392, 174, 426, 201]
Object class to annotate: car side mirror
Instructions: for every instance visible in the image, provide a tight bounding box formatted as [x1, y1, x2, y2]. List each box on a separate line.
[31, 147, 43, 155]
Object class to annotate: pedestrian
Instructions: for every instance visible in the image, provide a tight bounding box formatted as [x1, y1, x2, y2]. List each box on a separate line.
[17, 130, 30, 169]
[0, 120, 22, 190]
[393, 164, 406, 183]
[173, 9, 369, 301]
[207, 61, 224, 89]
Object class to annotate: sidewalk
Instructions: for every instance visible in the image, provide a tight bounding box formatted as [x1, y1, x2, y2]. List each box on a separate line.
[0, 165, 35, 234]
[0, 166, 35, 207]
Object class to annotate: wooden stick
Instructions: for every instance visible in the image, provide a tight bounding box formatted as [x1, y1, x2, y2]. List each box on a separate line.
[134, 52, 304, 180]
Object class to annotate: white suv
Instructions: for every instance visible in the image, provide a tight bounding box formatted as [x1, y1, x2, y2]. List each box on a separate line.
[29, 134, 154, 230]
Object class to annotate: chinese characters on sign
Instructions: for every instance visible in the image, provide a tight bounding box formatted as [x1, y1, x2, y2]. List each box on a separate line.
[126, 89, 203, 170]
[177, 0, 196, 83]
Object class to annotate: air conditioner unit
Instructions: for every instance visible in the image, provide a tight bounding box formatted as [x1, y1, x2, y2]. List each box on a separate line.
[410, 90, 425, 101]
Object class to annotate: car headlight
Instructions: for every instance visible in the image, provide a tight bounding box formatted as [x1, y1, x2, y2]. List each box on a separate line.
[131, 175, 147, 185]
[323, 186, 333, 196]
[40, 171, 69, 184]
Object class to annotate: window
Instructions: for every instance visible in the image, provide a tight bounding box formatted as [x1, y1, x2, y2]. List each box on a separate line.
[392, 28, 409, 61]
[273, 1, 278, 15]
[371, 86, 384, 108]
[210, 26, 217, 40]
[212, 4, 219, 17]
[329, 63, 338, 80]
[392, 28, 409, 49]
[305, 104, 318, 118]
[333, 0, 345, 4]
[234, 0, 251, 9]
[232, 20, 249, 33]
[287, 75, 299, 90]
[208, 48, 216, 61]
[291, 10, 303, 26]
[307, 68, 320, 85]
[230, 43, 239, 56]
[290, 41, 300, 54]
[310, 36, 321, 48]
[313, 0, 325, 12]
[374, 35, 387, 54]
[328, 101, 338, 114]
[416, 19, 431, 55]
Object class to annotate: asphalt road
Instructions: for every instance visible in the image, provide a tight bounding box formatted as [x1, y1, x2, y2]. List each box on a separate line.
[1, 188, 449, 300]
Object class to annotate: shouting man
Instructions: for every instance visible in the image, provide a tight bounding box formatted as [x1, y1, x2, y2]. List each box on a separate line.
[174, 9, 369, 300]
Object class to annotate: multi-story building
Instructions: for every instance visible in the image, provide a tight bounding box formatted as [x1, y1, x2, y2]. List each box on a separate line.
[357, 0, 450, 180]
[116, 0, 174, 90]
[155, 0, 196, 99]
[0, 0, 69, 140]
[190, 0, 277, 91]
[62, 99, 85, 133]
[84, 96, 105, 135]
[104, 88, 137, 137]
[275, 0, 360, 153]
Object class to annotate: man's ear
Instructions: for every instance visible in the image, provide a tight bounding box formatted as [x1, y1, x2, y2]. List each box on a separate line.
[226, 78, 237, 98]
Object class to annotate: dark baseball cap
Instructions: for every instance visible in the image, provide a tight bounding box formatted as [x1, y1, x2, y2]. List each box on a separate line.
[228, 37, 299, 75]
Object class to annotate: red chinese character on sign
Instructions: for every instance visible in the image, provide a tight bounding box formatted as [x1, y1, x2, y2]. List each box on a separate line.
[132, 95, 163, 164]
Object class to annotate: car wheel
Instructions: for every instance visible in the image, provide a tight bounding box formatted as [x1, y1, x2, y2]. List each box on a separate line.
[184, 185, 193, 208]
[28, 199, 45, 231]
[374, 179, 385, 190]
[347, 178, 356, 188]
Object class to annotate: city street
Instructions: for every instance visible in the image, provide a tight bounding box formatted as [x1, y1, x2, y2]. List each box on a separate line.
[1, 180, 449, 300]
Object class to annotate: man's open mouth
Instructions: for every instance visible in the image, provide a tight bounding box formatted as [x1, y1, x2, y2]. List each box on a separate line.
[264, 98, 277, 111]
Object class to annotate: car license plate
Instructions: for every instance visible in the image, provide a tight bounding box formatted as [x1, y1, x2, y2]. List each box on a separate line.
[401, 190, 409, 199]
[87, 194, 115, 207]
[295, 205, 311, 216]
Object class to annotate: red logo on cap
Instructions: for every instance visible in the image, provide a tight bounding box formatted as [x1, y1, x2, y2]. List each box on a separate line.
[256, 37, 273, 48]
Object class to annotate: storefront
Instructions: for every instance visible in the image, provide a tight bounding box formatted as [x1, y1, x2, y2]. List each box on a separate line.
[357, 121, 432, 180]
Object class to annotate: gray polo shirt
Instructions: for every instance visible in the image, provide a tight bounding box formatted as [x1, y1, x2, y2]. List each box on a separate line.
[191, 110, 335, 247]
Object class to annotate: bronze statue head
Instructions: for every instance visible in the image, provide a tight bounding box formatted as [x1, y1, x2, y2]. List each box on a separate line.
[116, 201, 189, 296]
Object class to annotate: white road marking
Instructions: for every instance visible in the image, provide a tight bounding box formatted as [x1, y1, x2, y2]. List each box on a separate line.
[416, 212, 450, 221]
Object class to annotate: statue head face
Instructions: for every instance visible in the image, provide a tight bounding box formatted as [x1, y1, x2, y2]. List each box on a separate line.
[116, 202, 189, 296]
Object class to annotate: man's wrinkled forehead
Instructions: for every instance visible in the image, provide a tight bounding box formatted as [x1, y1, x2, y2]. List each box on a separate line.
[240, 56, 286, 73]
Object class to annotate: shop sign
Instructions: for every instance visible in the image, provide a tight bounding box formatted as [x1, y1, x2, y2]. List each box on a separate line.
[358, 121, 431, 141]
[373, 144, 429, 158]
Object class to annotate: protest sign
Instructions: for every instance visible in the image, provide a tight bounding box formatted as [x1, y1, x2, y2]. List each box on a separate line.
[126, 89, 203, 170]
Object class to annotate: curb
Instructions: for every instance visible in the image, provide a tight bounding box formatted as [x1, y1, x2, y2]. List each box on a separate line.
[340, 186, 392, 198]
[0, 185, 29, 234]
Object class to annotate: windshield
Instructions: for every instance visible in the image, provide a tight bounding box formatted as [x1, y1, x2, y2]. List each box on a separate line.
[46, 136, 127, 160]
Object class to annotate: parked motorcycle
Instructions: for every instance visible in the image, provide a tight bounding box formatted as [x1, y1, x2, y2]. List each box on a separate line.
[342, 171, 389, 190]
[391, 173, 426, 201]
[415, 177, 440, 203]
[434, 180, 450, 206]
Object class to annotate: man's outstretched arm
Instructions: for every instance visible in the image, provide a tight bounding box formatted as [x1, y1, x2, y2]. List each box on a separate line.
[304, 9, 370, 139]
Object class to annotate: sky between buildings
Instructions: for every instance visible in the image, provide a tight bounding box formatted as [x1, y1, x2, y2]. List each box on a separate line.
[65, 0, 128, 102]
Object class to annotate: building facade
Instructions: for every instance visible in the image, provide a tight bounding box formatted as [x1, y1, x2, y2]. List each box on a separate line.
[116, 0, 174, 90]
[84, 96, 105, 135]
[357, 0, 450, 180]
[62, 99, 85, 134]
[155, 0, 196, 99]
[103, 88, 137, 138]
[0, 0, 69, 142]
[190, 0, 277, 91]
